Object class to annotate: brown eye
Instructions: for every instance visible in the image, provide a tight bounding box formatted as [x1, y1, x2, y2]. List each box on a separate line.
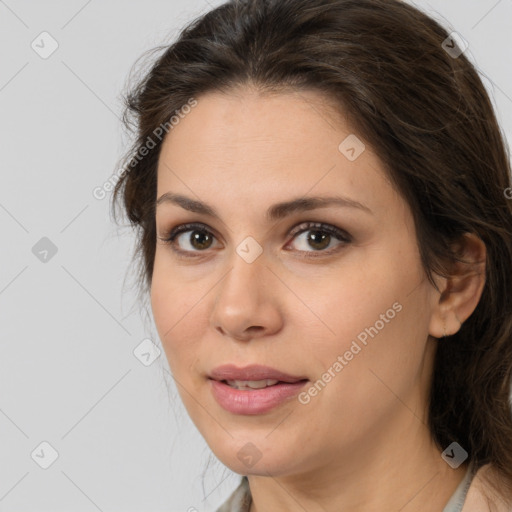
[184, 230, 214, 251]
[159, 223, 217, 253]
[159, 221, 351, 258]
[286, 222, 352, 254]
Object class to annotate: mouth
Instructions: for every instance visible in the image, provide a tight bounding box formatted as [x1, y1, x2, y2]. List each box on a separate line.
[208, 364, 309, 414]
[209, 363, 308, 383]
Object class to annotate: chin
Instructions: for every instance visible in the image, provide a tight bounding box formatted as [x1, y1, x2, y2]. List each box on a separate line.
[205, 433, 302, 476]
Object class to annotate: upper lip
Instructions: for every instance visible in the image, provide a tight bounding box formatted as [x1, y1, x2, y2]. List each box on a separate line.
[209, 364, 308, 383]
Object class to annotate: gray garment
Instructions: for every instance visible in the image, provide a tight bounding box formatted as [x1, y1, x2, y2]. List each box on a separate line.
[215, 476, 251, 512]
[216, 464, 475, 512]
[442, 463, 476, 512]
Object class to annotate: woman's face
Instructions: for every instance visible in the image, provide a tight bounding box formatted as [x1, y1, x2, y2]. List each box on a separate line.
[151, 88, 442, 476]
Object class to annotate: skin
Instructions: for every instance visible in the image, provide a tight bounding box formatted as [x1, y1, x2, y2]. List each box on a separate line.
[151, 87, 487, 511]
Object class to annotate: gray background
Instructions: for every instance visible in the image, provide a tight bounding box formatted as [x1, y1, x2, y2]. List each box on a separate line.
[0, 1, 511, 511]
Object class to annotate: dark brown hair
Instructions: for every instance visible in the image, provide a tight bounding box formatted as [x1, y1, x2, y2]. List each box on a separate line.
[111, 0, 512, 504]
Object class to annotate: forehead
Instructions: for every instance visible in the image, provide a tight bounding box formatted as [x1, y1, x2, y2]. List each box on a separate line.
[159, 87, 346, 155]
[155, 88, 400, 220]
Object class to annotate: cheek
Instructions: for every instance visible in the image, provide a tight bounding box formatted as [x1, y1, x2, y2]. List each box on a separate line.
[301, 246, 427, 379]
[299, 258, 404, 346]
[310, 265, 431, 415]
[150, 260, 199, 370]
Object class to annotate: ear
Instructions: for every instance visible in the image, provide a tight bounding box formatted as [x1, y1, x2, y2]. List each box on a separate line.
[428, 233, 487, 339]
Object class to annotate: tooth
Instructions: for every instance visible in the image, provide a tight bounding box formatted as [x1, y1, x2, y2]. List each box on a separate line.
[225, 379, 280, 389]
[242, 380, 266, 389]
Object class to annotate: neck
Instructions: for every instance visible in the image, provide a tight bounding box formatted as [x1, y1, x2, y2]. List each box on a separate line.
[247, 407, 469, 512]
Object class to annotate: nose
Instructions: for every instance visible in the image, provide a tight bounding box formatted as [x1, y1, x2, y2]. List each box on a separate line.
[210, 248, 283, 342]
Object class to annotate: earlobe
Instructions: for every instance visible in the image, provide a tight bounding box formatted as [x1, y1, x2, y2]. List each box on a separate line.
[428, 233, 487, 340]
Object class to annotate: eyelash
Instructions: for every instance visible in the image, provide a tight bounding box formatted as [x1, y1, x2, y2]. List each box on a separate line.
[158, 221, 352, 259]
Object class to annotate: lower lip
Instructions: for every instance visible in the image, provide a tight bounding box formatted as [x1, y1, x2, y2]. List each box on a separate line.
[209, 379, 308, 415]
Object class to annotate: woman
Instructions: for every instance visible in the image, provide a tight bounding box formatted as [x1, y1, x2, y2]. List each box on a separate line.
[112, 0, 512, 510]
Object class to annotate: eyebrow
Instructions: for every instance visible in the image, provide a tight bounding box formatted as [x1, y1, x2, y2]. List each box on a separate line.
[156, 192, 373, 221]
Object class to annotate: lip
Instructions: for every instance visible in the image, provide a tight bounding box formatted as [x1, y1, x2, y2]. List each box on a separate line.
[209, 364, 307, 383]
[208, 364, 308, 415]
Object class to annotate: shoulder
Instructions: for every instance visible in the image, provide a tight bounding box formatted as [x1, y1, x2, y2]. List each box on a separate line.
[462, 463, 512, 512]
